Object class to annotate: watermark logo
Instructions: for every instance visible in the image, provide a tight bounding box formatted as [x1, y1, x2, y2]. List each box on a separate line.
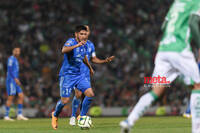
[144, 75, 170, 87]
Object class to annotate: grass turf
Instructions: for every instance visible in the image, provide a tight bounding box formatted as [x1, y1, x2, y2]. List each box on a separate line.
[0, 116, 191, 133]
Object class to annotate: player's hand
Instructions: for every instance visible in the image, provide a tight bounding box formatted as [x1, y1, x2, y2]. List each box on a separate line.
[105, 56, 115, 63]
[77, 41, 86, 47]
[14, 78, 21, 86]
[90, 68, 95, 76]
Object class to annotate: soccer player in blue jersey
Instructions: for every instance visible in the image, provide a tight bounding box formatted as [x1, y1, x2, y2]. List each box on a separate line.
[51, 25, 94, 130]
[4, 46, 28, 121]
[69, 25, 115, 126]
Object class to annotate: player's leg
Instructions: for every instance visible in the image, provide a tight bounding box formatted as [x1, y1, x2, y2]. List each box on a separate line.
[54, 97, 70, 117]
[183, 99, 191, 118]
[80, 94, 85, 111]
[80, 88, 94, 116]
[76, 76, 94, 127]
[4, 81, 16, 121]
[76, 76, 93, 117]
[183, 78, 192, 118]
[78, 94, 85, 120]
[77, 88, 94, 128]
[16, 86, 28, 120]
[120, 86, 164, 132]
[70, 89, 82, 126]
[120, 52, 178, 133]
[52, 97, 70, 130]
[4, 95, 15, 121]
[78, 76, 88, 119]
[71, 89, 82, 117]
[191, 84, 200, 133]
[52, 76, 73, 129]
[171, 51, 200, 133]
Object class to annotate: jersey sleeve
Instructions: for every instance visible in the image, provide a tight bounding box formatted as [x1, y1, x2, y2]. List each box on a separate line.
[13, 60, 18, 78]
[191, 1, 200, 17]
[64, 38, 74, 47]
[91, 42, 96, 57]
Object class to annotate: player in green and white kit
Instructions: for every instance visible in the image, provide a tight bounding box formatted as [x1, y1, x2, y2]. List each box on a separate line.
[120, 0, 200, 133]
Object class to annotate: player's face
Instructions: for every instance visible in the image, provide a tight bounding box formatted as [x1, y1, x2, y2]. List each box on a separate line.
[13, 48, 21, 57]
[77, 30, 87, 42]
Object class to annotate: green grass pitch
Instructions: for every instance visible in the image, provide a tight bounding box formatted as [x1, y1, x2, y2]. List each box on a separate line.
[0, 116, 191, 133]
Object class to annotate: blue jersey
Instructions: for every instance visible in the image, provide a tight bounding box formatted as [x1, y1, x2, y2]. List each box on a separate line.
[59, 38, 87, 76]
[6, 56, 22, 95]
[6, 56, 19, 81]
[81, 40, 96, 77]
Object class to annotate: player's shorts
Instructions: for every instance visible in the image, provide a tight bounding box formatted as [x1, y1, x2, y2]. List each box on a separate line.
[6, 80, 22, 96]
[152, 51, 200, 85]
[59, 75, 91, 97]
[73, 73, 91, 90]
[183, 76, 195, 85]
[85, 73, 91, 83]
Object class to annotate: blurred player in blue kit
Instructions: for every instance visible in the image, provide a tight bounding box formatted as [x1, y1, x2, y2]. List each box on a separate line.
[69, 25, 115, 126]
[4, 46, 29, 121]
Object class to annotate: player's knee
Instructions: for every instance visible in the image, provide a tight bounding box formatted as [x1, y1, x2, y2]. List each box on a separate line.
[61, 98, 70, 104]
[6, 99, 13, 104]
[152, 85, 165, 97]
[84, 88, 94, 97]
[8, 96, 14, 101]
[194, 83, 200, 89]
[18, 93, 24, 100]
[75, 94, 81, 99]
[75, 90, 82, 99]
[88, 92, 95, 97]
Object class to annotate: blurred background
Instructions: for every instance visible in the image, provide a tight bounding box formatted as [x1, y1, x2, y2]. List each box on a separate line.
[0, 0, 190, 117]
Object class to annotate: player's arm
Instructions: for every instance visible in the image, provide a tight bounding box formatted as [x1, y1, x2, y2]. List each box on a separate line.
[14, 78, 21, 86]
[189, 14, 200, 48]
[189, 14, 200, 61]
[90, 42, 115, 64]
[91, 56, 115, 64]
[13, 66, 21, 86]
[62, 41, 86, 53]
[83, 56, 94, 76]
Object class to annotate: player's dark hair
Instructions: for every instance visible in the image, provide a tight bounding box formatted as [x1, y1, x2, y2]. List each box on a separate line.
[12, 43, 20, 50]
[75, 25, 87, 33]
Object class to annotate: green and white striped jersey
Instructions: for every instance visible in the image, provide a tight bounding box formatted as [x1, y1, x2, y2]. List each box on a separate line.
[159, 0, 200, 52]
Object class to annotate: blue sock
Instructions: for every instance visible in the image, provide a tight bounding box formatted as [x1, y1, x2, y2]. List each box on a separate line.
[54, 100, 66, 117]
[185, 100, 191, 114]
[71, 96, 81, 117]
[80, 96, 93, 116]
[18, 104, 23, 115]
[5, 106, 10, 117]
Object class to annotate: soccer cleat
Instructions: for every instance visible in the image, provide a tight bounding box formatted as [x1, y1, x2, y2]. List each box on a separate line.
[4, 116, 15, 121]
[51, 112, 58, 130]
[183, 113, 192, 118]
[69, 116, 76, 126]
[17, 115, 29, 120]
[120, 120, 131, 133]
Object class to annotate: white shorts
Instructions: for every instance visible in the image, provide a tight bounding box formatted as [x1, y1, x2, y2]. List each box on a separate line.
[152, 51, 200, 85]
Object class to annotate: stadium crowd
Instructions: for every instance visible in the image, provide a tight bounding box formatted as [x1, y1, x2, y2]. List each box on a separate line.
[0, 0, 189, 117]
